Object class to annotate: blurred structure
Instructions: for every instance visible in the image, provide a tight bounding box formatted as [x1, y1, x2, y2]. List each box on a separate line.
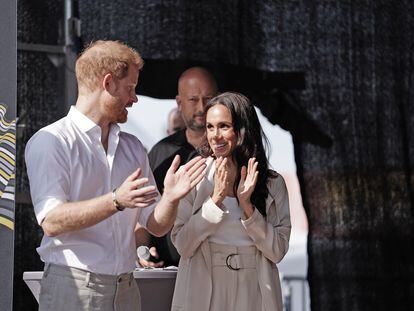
[166, 107, 185, 136]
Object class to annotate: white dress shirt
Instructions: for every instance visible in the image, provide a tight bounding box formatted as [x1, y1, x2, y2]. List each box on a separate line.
[208, 196, 254, 246]
[25, 106, 160, 275]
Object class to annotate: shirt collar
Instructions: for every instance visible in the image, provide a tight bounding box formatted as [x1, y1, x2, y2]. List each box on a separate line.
[68, 106, 121, 145]
[68, 106, 99, 133]
[109, 122, 121, 139]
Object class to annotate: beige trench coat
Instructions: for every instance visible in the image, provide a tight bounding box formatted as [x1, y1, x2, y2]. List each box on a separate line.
[171, 158, 291, 311]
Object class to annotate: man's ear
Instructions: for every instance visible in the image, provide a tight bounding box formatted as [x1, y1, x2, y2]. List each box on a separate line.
[102, 73, 115, 93]
[175, 95, 182, 111]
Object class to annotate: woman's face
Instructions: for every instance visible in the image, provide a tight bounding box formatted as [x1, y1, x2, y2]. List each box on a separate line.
[206, 104, 237, 158]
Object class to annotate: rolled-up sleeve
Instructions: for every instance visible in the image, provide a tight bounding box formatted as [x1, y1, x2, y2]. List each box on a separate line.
[25, 131, 70, 225]
[241, 175, 291, 263]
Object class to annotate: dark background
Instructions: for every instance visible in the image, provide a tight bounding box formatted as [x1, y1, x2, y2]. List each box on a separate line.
[16, 1, 414, 310]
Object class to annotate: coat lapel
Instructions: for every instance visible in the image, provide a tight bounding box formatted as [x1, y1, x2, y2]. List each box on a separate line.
[192, 157, 215, 215]
[189, 157, 215, 311]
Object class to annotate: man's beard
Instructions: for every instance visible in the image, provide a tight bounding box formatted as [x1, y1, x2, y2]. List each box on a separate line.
[185, 112, 205, 131]
[115, 107, 128, 124]
[187, 119, 205, 131]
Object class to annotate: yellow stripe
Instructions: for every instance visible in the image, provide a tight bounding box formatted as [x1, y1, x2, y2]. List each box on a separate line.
[0, 134, 16, 142]
[0, 136, 15, 144]
[1, 132, 16, 137]
[0, 118, 14, 127]
[0, 169, 12, 180]
[0, 119, 14, 127]
[0, 216, 14, 230]
[0, 133, 15, 140]
[0, 133, 15, 138]
[0, 136, 16, 146]
[0, 151, 15, 166]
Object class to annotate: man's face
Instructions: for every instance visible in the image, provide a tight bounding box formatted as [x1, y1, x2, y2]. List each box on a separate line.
[176, 75, 217, 132]
[106, 65, 139, 124]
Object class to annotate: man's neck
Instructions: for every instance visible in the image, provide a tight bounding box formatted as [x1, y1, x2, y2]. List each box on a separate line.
[75, 95, 111, 152]
[185, 128, 204, 149]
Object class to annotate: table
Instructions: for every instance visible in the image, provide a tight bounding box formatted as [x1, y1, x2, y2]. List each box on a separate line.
[23, 268, 177, 311]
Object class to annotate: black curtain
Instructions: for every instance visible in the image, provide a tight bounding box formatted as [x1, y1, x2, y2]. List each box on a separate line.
[16, 1, 414, 310]
[16, 1, 63, 310]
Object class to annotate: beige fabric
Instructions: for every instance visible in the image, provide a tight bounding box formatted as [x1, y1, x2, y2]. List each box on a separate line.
[39, 263, 141, 311]
[209, 243, 263, 311]
[171, 157, 291, 311]
[210, 243, 257, 269]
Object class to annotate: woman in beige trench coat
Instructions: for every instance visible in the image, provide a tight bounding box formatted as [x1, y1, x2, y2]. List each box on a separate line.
[171, 92, 291, 311]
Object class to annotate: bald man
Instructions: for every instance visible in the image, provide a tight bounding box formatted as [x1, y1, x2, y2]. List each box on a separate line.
[137, 67, 218, 267]
[25, 41, 206, 311]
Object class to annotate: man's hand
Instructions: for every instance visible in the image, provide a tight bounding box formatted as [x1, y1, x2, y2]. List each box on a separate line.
[163, 155, 206, 203]
[146, 156, 206, 237]
[116, 168, 159, 209]
[138, 247, 165, 268]
[41, 167, 159, 237]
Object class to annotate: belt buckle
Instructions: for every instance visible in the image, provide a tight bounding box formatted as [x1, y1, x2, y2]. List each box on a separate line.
[226, 253, 240, 271]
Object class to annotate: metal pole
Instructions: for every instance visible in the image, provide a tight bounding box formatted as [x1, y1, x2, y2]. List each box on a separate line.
[64, 0, 74, 46]
[63, 0, 80, 113]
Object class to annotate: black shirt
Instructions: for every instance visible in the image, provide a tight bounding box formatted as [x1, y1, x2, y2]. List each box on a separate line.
[148, 129, 199, 266]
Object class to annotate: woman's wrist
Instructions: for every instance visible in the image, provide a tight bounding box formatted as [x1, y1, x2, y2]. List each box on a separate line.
[240, 201, 254, 219]
[211, 193, 225, 208]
